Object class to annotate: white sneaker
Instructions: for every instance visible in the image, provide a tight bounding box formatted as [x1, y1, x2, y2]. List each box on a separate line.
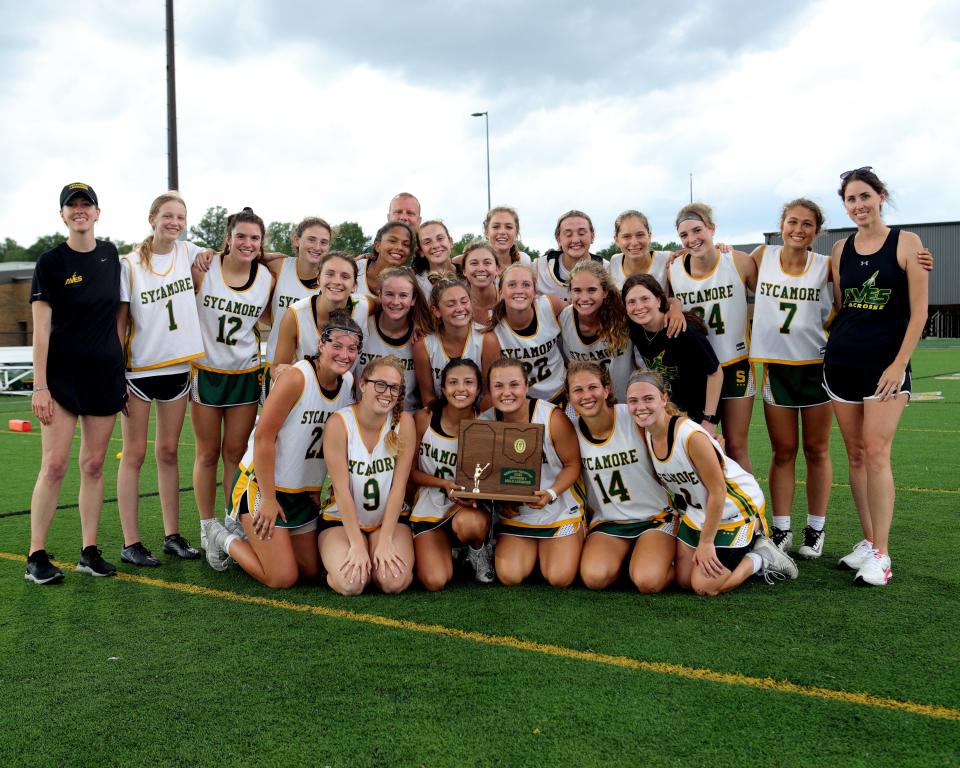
[203, 519, 232, 572]
[466, 543, 496, 584]
[855, 551, 892, 586]
[752, 536, 799, 582]
[797, 526, 825, 560]
[224, 513, 248, 542]
[838, 539, 873, 570]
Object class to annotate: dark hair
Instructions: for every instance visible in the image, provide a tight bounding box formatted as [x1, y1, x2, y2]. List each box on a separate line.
[838, 168, 890, 201]
[222, 207, 266, 260]
[625, 369, 681, 416]
[554, 209, 595, 240]
[780, 198, 825, 235]
[434, 357, 483, 413]
[429, 277, 471, 333]
[622, 273, 708, 335]
[565, 361, 615, 407]
[295, 216, 332, 240]
[320, 309, 364, 347]
[373, 221, 416, 264]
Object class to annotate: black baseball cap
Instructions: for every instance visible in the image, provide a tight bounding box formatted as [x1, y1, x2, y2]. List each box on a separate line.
[59, 182, 98, 208]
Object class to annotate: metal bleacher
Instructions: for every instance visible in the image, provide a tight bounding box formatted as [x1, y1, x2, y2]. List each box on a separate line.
[0, 347, 33, 395]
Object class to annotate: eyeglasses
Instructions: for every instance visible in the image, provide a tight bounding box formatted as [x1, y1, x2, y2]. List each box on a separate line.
[366, 378, 402, 396]
[840, 166, 873, 180]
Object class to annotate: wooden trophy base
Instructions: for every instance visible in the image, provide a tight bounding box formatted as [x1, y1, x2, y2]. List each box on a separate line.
[450, 490, 540, 504]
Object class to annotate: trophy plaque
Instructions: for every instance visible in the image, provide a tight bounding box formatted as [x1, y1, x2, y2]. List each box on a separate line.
[451, 419, 544, 504]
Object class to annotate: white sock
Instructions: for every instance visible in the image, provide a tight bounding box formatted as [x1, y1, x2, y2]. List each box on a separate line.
[807, 515, 825, 532]
[773, 516, 791, 531]
[746, 552, 763, 574]
[200, 518, 215, 531]
[223, 533, 239, 555]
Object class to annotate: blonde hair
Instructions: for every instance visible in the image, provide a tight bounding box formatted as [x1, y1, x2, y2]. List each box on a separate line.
[360, 355, 406, 455]
[675, 202, 715, 231]
[626, 370, 681, 416]
[485, 262, 536, 332]
[139, 191, 186, 270]
[569, 260, 628, 353]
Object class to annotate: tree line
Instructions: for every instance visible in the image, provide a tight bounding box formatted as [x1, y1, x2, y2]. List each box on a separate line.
[1, 206, 679, 262]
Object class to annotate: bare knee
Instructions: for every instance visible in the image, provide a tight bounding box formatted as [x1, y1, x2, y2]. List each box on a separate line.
[580, 559, 617, 590]
[692, 581, 721, 597]
[770, 442, 798, 468]
[864, 440, 892, 472]
[542, 562, 577, 589]
[417, 564, 452, 593]
[122, 448, 147, 471]
[376, 570, 412, 595]
[79, 454, 106, 479]
[496, 561, 525, 586]
[802, 440, 830, 465]
[631, 569, 670, 594]
[452, 516, 488, 547]
[154, 442, 179, 467]
[195, 447, 220, 468]
[40, 457, 70, 485]
[327, 572, 365, 596]
[265, 567, 299, 590]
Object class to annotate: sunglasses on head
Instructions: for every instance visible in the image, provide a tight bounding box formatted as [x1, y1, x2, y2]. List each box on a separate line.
[840, 166, 873, 180]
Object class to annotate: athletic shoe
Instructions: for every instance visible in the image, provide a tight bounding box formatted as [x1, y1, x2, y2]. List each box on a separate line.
[120, 542, 161, 567]
[771, 527, 793, 553]
[223, 514, 248, 542]
[797, 526, 825, 560]
[752, 536, 799, 583]
[855, 550, 892, 586]
[838, 539, 874, 571]
[201, 520, 232, 572]
[204, 520, 232, 572]
[76, 546, 117, 577]
[163, 533, 200, 560]
[466, 543, 496, 584]
[24, 550, 64, 585]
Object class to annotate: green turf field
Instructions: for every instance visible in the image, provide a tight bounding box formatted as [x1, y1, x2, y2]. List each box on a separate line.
[1, 343, 958, 767]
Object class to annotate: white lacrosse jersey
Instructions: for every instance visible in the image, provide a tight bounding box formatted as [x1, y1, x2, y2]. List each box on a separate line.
[358, 315, 420, 411]
[409, 410, 461, 525]
[120, 241, 204, 375]
[532, 252, 571, 301]
[194, 254, 272, 374]
[322, 405, 400, 530]
[491, 399, 584, 529]
[558, 305, 636, 402]
[607, 251, 671, 292]
[289, 294, 372, 362]
[574, 404, 672, 525]
[239, 362, 354, 492]
[644, 416, 764, 531]
[264, 258, 319, 364]
[493, 295, 566, 401]
[750, 246, 832, 364]
[668, 251, 749, 366]
[422, 327, 484, 400]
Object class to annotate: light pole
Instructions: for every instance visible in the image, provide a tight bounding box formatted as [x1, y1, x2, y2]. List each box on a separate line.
[166, 0, 178, 191]
[471, 111, 491, 211]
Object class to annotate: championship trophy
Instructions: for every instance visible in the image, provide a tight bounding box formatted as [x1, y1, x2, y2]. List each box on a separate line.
[451, 420, 544, 503]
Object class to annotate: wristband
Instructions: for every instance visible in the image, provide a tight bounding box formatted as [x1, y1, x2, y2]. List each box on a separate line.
[545, 488, 558, 502]
[702, 413, 720, 425]
[32, 386, 49, 393]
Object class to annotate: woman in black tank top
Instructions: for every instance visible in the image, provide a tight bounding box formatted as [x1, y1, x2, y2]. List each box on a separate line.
[824, 168, 930, 587]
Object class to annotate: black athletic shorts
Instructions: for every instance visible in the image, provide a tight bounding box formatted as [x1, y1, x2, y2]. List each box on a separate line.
[822, 363, 912, 403]
[127, 372, 191, 402]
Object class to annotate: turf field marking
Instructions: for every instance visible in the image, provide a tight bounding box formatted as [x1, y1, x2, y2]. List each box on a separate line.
[2, 552, 957, 723]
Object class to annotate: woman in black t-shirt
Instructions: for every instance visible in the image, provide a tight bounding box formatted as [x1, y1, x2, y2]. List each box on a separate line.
[623, 273, 722, 429]
[25, 183, 127, 585]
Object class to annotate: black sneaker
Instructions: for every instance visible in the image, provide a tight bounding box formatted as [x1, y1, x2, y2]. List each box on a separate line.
[797, 526, 825, 560]
[771, 527, 793, 553]
[120, 541, 161, 567]
[76, 546, 117, 577]
[25, 550, 64, 585]
[163, 533, 200, 560]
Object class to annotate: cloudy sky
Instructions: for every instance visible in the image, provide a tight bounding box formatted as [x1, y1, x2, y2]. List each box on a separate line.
[1, 0, 957, 253]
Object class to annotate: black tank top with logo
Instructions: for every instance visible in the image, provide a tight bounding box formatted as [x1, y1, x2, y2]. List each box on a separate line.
[824, 227, 910, 370]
